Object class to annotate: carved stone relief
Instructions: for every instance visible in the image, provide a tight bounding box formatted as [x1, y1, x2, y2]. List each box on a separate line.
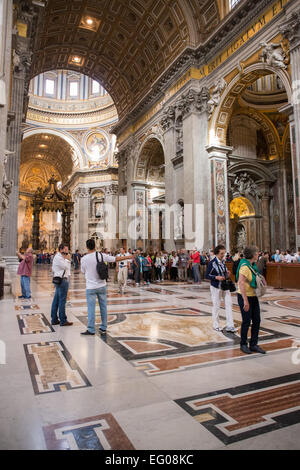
[259, 41, 288, 69]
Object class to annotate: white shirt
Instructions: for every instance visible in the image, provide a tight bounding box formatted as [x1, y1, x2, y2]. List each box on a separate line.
[171, 255, 179, 267]
[118, 253, 129, 268]
[52, 252, 70, 279]
[285, 254, 294, 263]
[81, 251, 116, 290]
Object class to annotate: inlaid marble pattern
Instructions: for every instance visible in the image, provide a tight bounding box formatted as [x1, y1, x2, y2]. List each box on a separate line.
[43, 414, 135, 450]
[77, 308, 290, 371]
[273, 300, 300, 311]
[269, 316, 300, 328]
[134, 338, 295, 375]
[68, 298, 162, 307]
[17, 313, 54, 335]
[24, 341, 91, 394]
[2, 265, 300, 450]
[15, 304, 40, 311]
[175, 373, 300, 445]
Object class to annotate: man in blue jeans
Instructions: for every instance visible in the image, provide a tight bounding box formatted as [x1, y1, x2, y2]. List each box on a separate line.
[81, 239, 133, 336]
[51, 244, 73, 327]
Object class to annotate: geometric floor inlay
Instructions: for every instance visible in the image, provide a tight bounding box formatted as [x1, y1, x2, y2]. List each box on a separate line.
[15, 304, 40, 311]
[134, 338, 295, 375]
[17, 313, 54, 335]
[76, 308, 292, 375]
[43, 414, 135, 450]
[175, 373, 300, 444]
[269, 316, 300, 328]
[24, 341, 91, 394]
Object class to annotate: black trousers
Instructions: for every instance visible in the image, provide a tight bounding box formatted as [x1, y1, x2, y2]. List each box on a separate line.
[143, 270, 151, 283]
[170, 267, 178, 280]
[134, 267, 141, 284]
[237, 294, 261, 347]
[155, 266, 162, 281]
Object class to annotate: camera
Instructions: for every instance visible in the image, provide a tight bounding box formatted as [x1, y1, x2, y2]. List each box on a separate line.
[221, 279, 236, 292]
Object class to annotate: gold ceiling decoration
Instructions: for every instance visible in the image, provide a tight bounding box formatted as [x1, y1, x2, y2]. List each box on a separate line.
[31, 0, 220, 119]
[230, 197, 255, 220]
[21, 134, 75, 182]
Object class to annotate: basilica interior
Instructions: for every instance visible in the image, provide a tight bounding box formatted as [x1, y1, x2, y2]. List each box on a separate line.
[0, 0, 300, 452]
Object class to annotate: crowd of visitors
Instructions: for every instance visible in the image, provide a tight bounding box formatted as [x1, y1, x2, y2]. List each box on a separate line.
[16, 242, 300, 356]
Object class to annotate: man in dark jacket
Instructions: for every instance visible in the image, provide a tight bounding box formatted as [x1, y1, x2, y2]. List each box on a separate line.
[206, 245, 237, 333]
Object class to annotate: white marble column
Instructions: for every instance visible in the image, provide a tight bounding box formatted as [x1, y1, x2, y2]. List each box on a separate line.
[161, 120, 176, 252]
[281, 9, 300, 248]
[0, 0, 13, 252]
[182, 103, 210, 251]
[76, 187, 90, 252]
[104, 184, 119, 251]
[2, 7, 34, 261]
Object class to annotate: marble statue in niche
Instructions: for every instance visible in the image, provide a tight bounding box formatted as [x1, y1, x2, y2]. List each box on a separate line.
[207, 78, 227, 118]
[233, 173, 257, 198]
[236, 225, 247, 252]
[95, 201, 104, 220]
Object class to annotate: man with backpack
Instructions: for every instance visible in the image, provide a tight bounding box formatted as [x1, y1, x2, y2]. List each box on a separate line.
[80, 239, 133, 336]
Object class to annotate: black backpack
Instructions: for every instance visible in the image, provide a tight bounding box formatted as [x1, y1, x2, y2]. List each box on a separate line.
[96, 252, 108, 280]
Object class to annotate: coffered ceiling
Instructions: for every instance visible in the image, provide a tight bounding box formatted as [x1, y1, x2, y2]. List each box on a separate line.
[31, 0, 220, 119]
[21, 134, 75, 182]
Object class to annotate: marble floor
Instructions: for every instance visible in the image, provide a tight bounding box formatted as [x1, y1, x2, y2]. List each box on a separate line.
[1, 265, 300, 450]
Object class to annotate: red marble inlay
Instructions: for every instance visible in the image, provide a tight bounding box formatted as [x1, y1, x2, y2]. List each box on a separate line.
[194, 381, 300, 432]
[136, 339, 294, 374]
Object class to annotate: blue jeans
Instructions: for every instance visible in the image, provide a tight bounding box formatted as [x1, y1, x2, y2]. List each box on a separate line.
[192, 264, 200, 283]
[51, 279, 69, 325]
[86, 286, 108, 334]
[20, 276, 31, 298]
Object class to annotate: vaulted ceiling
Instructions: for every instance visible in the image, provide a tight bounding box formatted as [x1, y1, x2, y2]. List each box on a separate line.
[32, 0, 221, 119]
[21, 134, 75, 183]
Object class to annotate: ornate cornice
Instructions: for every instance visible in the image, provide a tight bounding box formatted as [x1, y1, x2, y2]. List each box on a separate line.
[280, 7, 300, 50]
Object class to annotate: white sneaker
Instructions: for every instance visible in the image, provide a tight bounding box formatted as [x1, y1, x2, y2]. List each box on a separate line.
[225, 327, 238, 333]
[213, 327, 223, 332]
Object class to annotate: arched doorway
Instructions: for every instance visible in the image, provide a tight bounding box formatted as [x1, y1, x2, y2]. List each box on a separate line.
[134, 137, 165, 252]
[230, 197, 256, 253]
[18, 132, 75, 251]
[209, 62, 294, 251]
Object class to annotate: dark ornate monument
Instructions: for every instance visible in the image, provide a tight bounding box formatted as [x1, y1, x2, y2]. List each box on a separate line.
[31, 177, 73, 250]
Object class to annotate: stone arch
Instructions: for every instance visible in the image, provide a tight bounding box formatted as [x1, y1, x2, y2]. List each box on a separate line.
[229, 108, 282, 160]
[209, 63, 292, 146]
[228, 161, 276, 184]
[23, 127, 87, 169]
[135, 136, 165, 182]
